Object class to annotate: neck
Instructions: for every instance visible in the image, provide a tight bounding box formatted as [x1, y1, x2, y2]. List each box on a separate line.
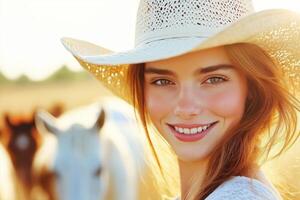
[178, 158, 209, 199]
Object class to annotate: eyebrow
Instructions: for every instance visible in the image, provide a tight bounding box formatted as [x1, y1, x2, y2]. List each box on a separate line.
[144, 64, 234, 76]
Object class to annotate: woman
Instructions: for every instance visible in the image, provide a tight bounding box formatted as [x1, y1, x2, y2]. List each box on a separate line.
[61, 0, 300, 199]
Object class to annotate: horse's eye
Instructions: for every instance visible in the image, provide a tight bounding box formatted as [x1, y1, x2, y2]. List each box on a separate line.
[52, 170, 61, 179]
[94, 167, 102, 177]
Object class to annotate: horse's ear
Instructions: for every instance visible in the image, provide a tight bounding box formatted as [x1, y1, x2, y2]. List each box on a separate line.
[35, 109, 60, 135]
[31, 108, 39, 127]
[92, 108, 106, 131]
[4, 113, 13, 128]
[49, 102, 65, 117]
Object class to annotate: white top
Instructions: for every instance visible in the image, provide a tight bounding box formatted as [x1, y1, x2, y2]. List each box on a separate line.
[173, 176, 282, 200]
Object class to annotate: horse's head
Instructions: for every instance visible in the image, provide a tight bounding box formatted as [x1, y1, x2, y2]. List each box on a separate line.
[3, 112, 40, 172]
[35, 103, 106, 200]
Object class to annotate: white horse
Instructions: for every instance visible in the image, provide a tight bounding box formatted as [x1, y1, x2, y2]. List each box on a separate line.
[0, 142, 17, 200]
[33, 97, 147, 200]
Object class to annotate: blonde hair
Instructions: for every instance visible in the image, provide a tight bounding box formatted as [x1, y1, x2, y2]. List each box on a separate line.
[126, 43, 300, 200]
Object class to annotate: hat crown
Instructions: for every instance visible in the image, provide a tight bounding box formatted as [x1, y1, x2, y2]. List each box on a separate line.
[134, 0, 254, 46]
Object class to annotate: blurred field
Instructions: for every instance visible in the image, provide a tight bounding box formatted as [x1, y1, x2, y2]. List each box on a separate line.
[0, 79, 299, 200]
[0, 79, 113, 126]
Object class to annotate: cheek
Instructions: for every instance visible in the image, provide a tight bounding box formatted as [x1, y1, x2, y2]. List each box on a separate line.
[206, 85, 246, 118]
[146, 97, 164, 117]
[145, 88, 174, 122]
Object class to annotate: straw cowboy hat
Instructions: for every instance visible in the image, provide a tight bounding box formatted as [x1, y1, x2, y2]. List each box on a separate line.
[61, 0, 300, 102]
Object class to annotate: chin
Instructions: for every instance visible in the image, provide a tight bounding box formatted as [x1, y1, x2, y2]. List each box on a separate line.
[174, 146, 211, 162]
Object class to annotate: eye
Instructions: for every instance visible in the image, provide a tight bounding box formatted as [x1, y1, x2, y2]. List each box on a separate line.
[203, 76, 227, 84]
[94, 167, 102, 177]
[151, 79, 174, 86]
[41, 169, 60, 183]
[52, 170, 61, 180]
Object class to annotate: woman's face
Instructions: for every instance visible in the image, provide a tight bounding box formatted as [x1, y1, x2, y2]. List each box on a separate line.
[144, 46, 248, 162]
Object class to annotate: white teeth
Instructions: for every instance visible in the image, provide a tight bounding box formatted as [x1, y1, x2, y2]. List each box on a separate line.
[173, 123, 214, 135]
[197, 127, 203, 132]
[183, 128, 190, 134]
[179, 127, 184, 133]
[191, 128, 197, 134]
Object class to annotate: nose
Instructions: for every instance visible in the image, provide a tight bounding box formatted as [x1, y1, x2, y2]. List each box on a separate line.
[174, 85, 202, 119]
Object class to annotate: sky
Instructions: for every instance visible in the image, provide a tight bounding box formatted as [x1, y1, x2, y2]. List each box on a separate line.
[0, 0, 299, 80]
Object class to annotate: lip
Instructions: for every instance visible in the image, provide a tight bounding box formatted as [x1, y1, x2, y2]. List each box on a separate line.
[167, 121, 218, 142]
[168, 122, 216, 129]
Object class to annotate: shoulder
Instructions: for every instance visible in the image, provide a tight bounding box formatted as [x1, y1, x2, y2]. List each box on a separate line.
[205, 176, 282, 200]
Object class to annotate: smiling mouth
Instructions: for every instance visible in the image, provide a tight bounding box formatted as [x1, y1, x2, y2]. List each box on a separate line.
[167, 121, 218, 142]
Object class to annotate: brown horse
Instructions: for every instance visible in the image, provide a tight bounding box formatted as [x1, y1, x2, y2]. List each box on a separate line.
[2, 111, 41, 199]
[1, 102, 65, 199]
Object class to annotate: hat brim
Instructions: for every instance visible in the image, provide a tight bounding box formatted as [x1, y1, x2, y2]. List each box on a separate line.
[62, 36, 208, 65]
[61, 9, 300, 66]
[61, 9, 300, 101]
